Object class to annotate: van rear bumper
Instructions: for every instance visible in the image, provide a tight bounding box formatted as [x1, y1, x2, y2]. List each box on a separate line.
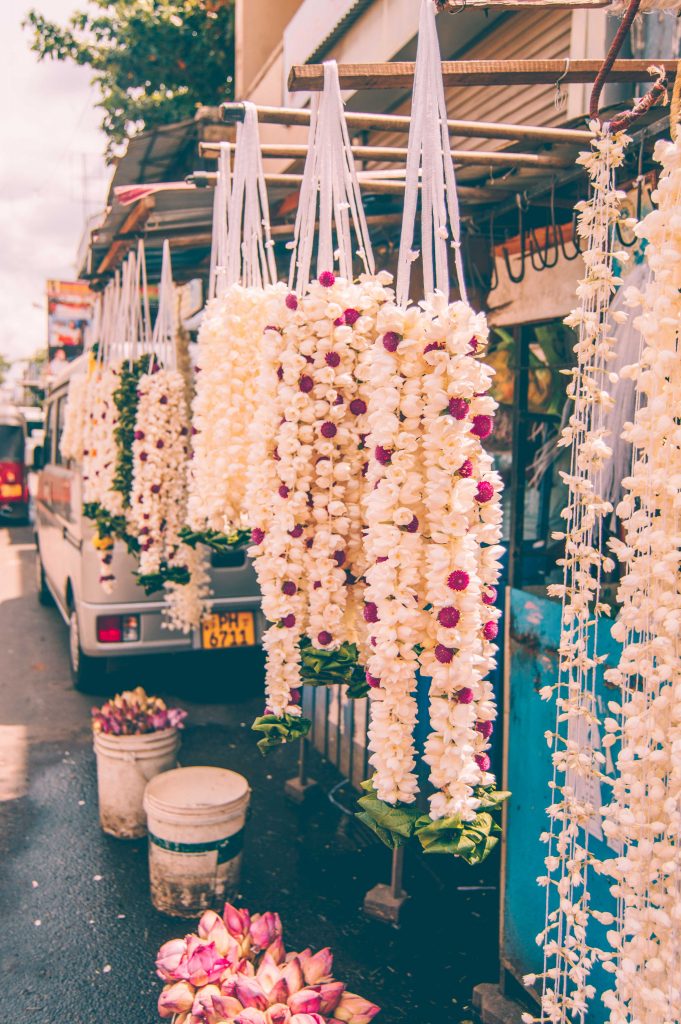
[78, 595, 264, 658]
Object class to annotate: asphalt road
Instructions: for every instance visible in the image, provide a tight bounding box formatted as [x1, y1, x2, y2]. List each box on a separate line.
[0, 524, 501, 1024]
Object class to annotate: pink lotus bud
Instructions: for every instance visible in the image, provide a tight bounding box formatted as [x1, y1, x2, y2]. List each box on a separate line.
[185, 938, 230, 986]
[251, 911, 283, 950]
[156, 937, 188, 980]
[224, 902, 251, 938]
[289, 1015, 326, 1024]
[266, 1005, 292, 1024]
[269, 977, 291, 1006]
[334, 992, 381, 1024]
[235, 1010, 268, 1024]
[193, 984, 243, 1024]
[318, 982, 346, 1015]
[257, 952, 284, 994]
[158, 981, 195, 1018]
[198, 910, 235, 956]
[266, 936, 286, 964]
[288, 989, 323, 1015]
[282, 956, 305, 995]
[301, 947, 333, 985]
[235, 976, 270, 1011]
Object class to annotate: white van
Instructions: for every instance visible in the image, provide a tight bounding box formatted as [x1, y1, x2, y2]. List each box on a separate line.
[34, 358, 264, 690]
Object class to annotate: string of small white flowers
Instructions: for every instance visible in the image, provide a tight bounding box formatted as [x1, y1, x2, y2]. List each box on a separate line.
[525, 124, 631, 1024]
[59, 371, 88, 463]
[129, 367, 193, 595]
[188, 284, 283, 538]
[598, 135, 681, 1024]
[362, 301, 427, 807]
[419, 296, 504, 823]
[82, 363, 123, 593]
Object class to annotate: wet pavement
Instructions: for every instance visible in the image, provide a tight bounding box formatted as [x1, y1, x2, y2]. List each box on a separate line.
[0, 525, 500, 1024]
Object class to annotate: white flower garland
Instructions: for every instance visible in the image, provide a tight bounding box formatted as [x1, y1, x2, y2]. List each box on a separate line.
[598, 135, 681, 1024]
[528, 125, 631, 1024]
[59, 371, 88, 463]
[188, 283, 282, 535]
[419, 296, 503, 822]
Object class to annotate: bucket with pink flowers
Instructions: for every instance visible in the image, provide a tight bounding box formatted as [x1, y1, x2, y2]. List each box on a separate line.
[92, 686, 186, 839]
[156, 901, 380, 1024]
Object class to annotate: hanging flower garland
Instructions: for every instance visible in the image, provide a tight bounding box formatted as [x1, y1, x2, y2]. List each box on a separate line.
[59, 370, 87, 463]
[595, 134, 681, 1024]
[525, 124, 631, 1024]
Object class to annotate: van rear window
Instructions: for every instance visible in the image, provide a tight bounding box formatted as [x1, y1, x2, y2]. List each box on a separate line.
[0, 425, 24, 462]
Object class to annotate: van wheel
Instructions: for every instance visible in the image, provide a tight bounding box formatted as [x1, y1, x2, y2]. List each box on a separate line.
[68, 608, 102, 693]
[35, 548, 53, 607]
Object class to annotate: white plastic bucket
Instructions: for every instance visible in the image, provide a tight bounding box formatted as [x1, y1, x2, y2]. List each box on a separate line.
[93, 728, 180, 839]
[143, 765, 250, 917]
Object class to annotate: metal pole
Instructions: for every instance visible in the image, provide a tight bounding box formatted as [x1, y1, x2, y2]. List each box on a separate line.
[297, 737, 308, 787]
[390, 846, 404, 900]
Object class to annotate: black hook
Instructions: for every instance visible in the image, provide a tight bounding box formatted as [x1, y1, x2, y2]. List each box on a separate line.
[557, 207, 583, 262]
[502, 195, 527, 284]
[529, 181, 560, 271]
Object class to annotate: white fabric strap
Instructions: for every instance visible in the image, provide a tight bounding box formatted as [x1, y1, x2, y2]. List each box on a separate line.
[209, 143, 231, 299]
[152, 240, 176, 369]
[288, 60, 374, 292]
[396, 0, 467, 307]
[223, 103, 276, 289]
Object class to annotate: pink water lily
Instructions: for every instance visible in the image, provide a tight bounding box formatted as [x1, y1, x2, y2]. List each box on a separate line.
[301, 948, 333, 986]
[334, 993, 381, 1024]
[251, 911, 283, 951]
[288, 988, 323, 1015]
[156, 937, 189, 981]
[158, 980, 195, 1018]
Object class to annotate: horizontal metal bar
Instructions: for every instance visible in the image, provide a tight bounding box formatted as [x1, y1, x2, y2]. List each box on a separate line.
[219, 101, 592, 145]
[288, 59, 678, 92]
[198, 140, 571, 170]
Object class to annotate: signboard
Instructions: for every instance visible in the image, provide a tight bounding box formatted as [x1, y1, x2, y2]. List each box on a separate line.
[46, 280, 96, 370]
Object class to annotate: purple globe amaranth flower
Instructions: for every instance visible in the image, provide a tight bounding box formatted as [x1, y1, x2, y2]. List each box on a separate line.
[151, 484, 161, 494]
[251, 528, 265, 545]
[325, 351, 341, 368]
[483, 620, 499, 641]
[282, 581, 297, 596]
[333, 550, 346, 566]
[404, 515, 419, 534]
[475, 480, 495, 503]
[333, 394, 344, 406]
[434, 644, 454, 664]
[350, 398, 367, 415]
[285, 293, 298, 310]
[438, 606, 460, 628]
[471, 414, 493, 439]
[159, 395, 168, 405]
[458, 459, 473, 478]
[299, 375, 314, 393]
[281, 614, 296, 628]
[424, 341, 444, 354]
[469, 335, 479, 352]
[317, 630, 332, 646]
[278, 484, 289, 499]
[320, 421, 337, 439]
[313, 580, 322, 589]
[363, 602, 379, 623]
[482, 585, 497, 606]
[318, 270, 335, 287]
[382, 331, 401, 352]
[448, 397, 469, 420]
[343, 308, 360, 325]
[447, 570, 470, 591]
[277, 366, 284, 380]
[134, 430, 145, 441]
[457, 687, 474, 705]
[334, 315, 345, 327]
[374, 445, 393, 465]
[140, 451, 148, 461]
[365, 671, 380, 688]
[288, 524, 303, 538]
[476, 720, 494, 739]
[475, 752, 491, 772]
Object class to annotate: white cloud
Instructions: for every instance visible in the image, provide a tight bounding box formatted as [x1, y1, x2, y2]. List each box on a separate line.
[0, 1, 110, 361]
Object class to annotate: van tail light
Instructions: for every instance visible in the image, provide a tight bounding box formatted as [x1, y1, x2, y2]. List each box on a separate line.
[96, 614, 140, 643]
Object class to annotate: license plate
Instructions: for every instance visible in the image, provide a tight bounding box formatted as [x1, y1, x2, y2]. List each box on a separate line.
[0, 484, 22, 498]
[201, 611, 256, 649]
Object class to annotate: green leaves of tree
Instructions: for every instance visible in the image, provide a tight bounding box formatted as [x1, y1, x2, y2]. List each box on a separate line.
[24, 1, 235, 158]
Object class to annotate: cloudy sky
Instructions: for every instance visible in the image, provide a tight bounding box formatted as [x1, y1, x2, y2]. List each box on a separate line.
[0, 0, 109, 363]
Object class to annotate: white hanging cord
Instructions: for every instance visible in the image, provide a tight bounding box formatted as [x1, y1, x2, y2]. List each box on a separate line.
[137, 239, 152, 356]
[224, 103, 277, 289]
[152, 240, 176, 369]
[209, 142, 231, 300]
[288, 60, 374, 293]
[396, 0, 467, 307]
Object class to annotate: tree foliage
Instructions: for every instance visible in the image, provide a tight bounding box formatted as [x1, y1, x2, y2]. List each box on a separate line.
[24, 1, 234, 158]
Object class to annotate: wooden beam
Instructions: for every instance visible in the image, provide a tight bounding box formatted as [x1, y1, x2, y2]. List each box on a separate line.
[96, 197, 155, 274]
[199, 140, 571, 170]
[220, 101, 592, 145]
[288, 59, 679, 92]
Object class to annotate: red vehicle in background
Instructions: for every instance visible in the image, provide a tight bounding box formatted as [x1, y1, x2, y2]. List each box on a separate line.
[0, 407, 29, 524]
